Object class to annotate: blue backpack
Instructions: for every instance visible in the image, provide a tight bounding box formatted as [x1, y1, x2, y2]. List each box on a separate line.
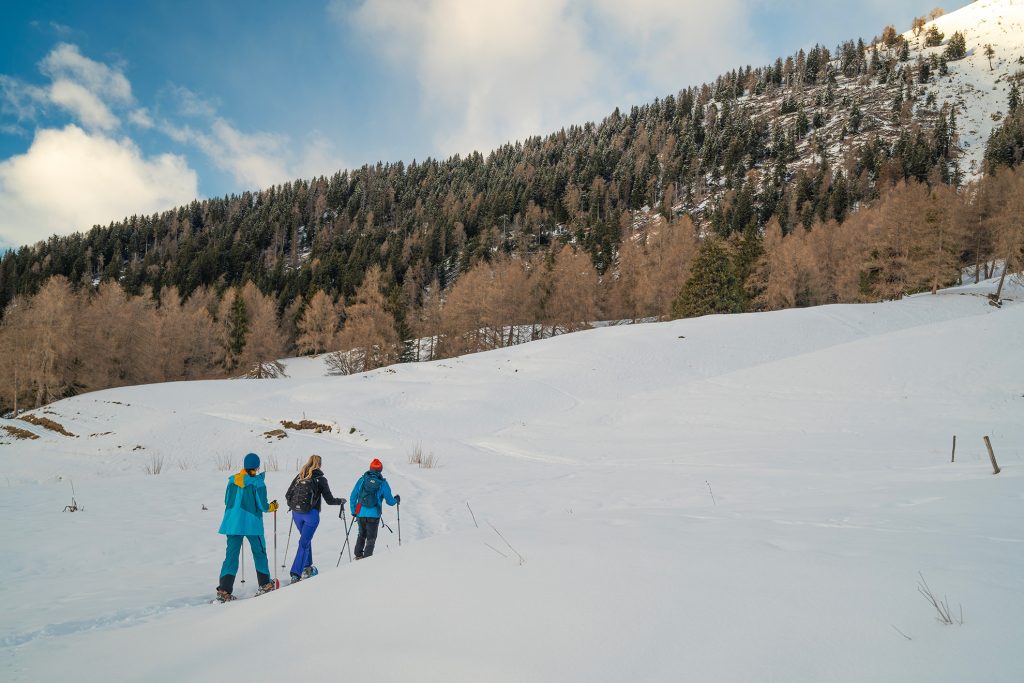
[357, 472, 383, 511]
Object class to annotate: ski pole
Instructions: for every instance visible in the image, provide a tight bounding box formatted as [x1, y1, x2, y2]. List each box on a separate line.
[282, 514, 293, 568]
[337, 512, 357, 567]
[339, 503, 352, 563]
[273, 509, 278, 584]
[397, 501, 401, 547]
[240, 547, 245, 584]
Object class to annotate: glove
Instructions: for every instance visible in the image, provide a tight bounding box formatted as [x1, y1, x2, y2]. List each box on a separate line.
[394, 494, 401, 504]
[268, 500, 279, 513]
[339, 498, 347, 506]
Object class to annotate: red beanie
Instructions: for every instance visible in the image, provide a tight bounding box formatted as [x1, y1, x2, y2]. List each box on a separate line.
[370, 458, 383, 471]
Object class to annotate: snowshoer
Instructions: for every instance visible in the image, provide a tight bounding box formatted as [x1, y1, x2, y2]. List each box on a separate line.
[216, 452, 279, 602]
[349, 458, 399, 559]
[285, 454, 346, 583]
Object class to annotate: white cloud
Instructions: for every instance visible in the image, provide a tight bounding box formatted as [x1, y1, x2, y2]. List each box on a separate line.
[0, 75, 47, 123]
[47, 79, 119, 130]
[1, 44, 135, 132]
[128, 108, 154, 129]
[0, 125, 198, 246]
[165, 84, 218, 118]
[343, 0, 757, 157]
[162, 117, 347, 189]
[39, 43, 132, 105]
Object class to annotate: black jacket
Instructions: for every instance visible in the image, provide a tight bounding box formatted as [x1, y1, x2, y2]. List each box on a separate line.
[287, 469, 344, 511]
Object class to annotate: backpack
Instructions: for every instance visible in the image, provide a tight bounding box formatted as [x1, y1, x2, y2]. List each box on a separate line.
[357, 473, 383, 512]
[287, 476, 315, 512]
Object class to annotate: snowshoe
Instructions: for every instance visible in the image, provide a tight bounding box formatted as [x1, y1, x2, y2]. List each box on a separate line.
[255, 579, 280, 596]
[215, 588, 235, 603]
[290, 573, 302, 584]
[301, 565, 318, 579]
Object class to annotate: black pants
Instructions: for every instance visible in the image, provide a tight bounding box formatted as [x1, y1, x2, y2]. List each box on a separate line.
[354, 517, 380, 558]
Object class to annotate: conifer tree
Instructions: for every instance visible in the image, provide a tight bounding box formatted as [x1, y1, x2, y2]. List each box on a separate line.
[221, 290, 249, 372]
[332, 265, 399, 373]
[238, 281, 288, 377]
[296, 290, 343, 355]
[671, 239, 744, 318]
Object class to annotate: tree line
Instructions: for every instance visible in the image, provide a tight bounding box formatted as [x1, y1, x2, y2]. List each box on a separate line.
[2, 158, 1021, 415]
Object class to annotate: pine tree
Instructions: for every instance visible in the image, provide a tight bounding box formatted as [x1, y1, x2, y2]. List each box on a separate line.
[944, 32, 967, 61]
[671, 239, 744, 318]
[223, 290, 249, 372]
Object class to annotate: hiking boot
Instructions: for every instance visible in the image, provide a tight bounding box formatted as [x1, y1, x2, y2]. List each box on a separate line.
[300, 565, 318, 579]
[289, 573, 301, 584]
[255, 580, 279, 596]
[215, 588, 235, 603]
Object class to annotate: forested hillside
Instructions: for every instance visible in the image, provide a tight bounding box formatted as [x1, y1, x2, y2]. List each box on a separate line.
[1, 0, 1023, 414]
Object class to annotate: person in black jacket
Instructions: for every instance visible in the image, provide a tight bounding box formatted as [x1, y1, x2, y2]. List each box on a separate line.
[285, 455, 345, 582]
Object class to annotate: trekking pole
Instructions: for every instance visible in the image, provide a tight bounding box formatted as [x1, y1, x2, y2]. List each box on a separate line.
[240, 549, 245, 584]
[273, 509, 278, 584]
[282, 514, 293, 568]
[397, 501, 402, 547]
[337, 512, 356, 567]
[340, 503, 352, 563]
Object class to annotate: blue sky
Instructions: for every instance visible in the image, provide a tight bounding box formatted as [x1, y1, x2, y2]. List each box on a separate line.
[0, 0, 969, 248]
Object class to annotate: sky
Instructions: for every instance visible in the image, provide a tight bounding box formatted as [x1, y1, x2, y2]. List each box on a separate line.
[0, 0, 971, 249]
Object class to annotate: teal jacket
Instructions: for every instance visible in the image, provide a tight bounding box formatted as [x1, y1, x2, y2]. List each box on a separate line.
[218, 471, 269, 536]
[350, 470, 397, 518]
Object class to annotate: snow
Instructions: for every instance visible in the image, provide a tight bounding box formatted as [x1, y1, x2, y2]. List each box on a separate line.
[2, 274, 1022, 681]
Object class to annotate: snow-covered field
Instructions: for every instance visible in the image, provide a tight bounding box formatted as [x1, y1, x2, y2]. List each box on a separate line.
[2, 279, 1023, 682]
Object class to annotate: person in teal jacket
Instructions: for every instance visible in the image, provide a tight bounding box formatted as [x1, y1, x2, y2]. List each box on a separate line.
[349, 458, 399, 559]
[216, 452, 279, 602]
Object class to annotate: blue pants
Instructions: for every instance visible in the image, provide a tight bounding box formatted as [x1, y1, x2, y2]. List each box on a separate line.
[290, 509, 320, 576]
[219, 535, 270, 593]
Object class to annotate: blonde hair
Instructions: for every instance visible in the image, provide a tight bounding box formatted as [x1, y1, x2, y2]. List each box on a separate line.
[299, 455, 322, 480]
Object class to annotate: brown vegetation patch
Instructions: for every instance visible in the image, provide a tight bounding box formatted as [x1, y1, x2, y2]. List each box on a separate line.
[264, 429, 288, 440]
[280, 419, 333, 433]
[3, 425, 39, 440]
[20, 414, 77, 437]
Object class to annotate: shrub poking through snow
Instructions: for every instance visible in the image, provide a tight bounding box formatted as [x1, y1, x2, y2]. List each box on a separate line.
[214, 453, 234, 471]
[144, 454, 165, 475]
[917, 572, 963, 625]
[408, 443, 438, 468]
[20, 414, 77, 437]
[280, 419, 332, 433]
[3, 425, 38, 440]
[264, 429, 288, 440]
[264, 454, 279, 472]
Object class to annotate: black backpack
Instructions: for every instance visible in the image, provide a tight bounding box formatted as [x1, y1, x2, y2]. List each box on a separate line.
[357, 473, 383, 511]
[287, 476, 315, 512]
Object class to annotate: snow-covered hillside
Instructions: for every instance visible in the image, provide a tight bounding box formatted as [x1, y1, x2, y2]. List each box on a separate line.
[2, 278, 1023, 682]
[914, 0, 1024, 174]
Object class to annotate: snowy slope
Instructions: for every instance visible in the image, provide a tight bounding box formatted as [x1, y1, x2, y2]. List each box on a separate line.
[911, 0, 1024, 175]
[2, 279, 1023, 682]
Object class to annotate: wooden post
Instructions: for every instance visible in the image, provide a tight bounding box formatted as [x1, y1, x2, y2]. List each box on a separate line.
[951, 435, 956, 463]
[983, 436, 1001, 475]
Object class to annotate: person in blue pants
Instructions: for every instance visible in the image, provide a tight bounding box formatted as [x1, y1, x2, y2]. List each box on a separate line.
[216, 452, 279, 602]
[349, 458, 399, 559]
[285, 455, 346, 583]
